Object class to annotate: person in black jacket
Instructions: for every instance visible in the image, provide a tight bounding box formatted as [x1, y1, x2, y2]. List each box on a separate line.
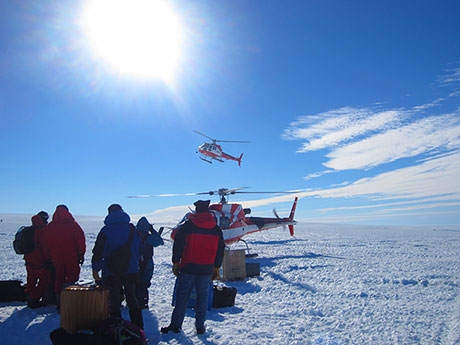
[161, 200, 225, 335]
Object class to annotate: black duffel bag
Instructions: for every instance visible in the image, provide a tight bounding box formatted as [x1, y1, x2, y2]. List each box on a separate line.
[0, 280, 26, 302]
[212, 285, 237, 308]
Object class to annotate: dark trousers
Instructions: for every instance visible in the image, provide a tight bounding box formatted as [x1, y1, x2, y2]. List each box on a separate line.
[25, 264, 50, 300]
[135, 281, 150, 307]
[104, 274, 144, 329]
[171, 273, 212, 329]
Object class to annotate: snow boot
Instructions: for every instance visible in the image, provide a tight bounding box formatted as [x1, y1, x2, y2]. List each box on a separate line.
[27, 297, 45, 308]
[196, 325, 206, 335]
[160, 325, 180, 334]
[129, 308, 144, 330]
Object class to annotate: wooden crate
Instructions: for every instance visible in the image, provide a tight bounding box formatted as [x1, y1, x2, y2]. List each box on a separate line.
[222, 249, 246, 281]
[60, 285, 109, 334]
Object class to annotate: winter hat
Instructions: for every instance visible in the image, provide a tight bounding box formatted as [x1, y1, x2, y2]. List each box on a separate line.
[37, 211, 49, 224]
[56, 204, 68, 211]
[194, 200, 210, 213]
[108, 203, 123, 214]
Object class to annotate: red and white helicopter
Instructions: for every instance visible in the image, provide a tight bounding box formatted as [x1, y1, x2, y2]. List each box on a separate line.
[168, 187, 298, 246]
[195, 131, 249, 166]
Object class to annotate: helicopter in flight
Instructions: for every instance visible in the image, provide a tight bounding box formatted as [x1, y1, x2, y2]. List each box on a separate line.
[194, 131, 249, 166]
[129, 187, 298, 246]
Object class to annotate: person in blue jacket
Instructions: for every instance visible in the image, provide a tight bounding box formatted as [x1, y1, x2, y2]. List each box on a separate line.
[91, 204, 144, 329]
[135, 216, 164, 309]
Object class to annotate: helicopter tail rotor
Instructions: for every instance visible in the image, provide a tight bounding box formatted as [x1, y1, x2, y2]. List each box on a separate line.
[288, 197, 298, 236]
[272, 196, 298, 236]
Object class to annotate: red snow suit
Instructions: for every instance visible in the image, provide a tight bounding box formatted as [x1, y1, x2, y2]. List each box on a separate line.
[24, 215, 51, 300]
[46, 205, 86, 293]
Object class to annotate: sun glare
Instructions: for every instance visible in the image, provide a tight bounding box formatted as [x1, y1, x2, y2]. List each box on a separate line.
[81, 0, 183, 82]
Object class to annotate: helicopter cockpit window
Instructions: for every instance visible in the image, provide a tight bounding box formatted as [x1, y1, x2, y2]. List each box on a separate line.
[219, 216, 230, 229]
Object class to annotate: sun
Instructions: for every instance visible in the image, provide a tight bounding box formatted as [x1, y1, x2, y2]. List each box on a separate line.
[81, 0, 183, 82]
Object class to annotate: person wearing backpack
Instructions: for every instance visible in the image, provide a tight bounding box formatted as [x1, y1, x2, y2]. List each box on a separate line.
[24, 211, 51, 308]
[135, 216, 164, 309]
[161, 200, 225, 335]
[91, 204, 144, 329]
[45, 205, 86, 308]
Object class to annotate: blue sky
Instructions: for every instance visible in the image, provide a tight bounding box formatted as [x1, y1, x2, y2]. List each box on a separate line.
[1, 0, 459, 226]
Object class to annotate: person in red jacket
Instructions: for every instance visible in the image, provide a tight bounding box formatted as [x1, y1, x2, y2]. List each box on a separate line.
[161, 200, 225, 335]
[45, 205, 86, 307]
[24, 211, 51, 308]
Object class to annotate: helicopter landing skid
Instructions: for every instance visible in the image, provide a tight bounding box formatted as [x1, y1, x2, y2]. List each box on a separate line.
[238, 239, 258, 258]
[199, 157, 213, 164]
[199, 156, 225, 164]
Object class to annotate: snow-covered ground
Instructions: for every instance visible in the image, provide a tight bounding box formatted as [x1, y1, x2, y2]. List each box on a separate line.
[1, 214, 460, 345]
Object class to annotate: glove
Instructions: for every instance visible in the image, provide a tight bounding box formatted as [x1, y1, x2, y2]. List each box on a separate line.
[158, 227, 164, 236]
[78, 254, 84, 265]
[172, 263, 181, 277]
[211, 267, 221, 280]
[92, 270, 102, 285]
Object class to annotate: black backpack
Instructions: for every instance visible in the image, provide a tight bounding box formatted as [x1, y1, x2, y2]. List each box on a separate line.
[50, 327, 107, 345]
[107, 226, 135, 277]
[99, 317, 147, 345]
[0, 280, 26, 302]
[13, 226, 36, 254]
[50, 317, 147, 345]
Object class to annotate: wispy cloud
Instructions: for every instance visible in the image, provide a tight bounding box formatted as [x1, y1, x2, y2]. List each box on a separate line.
[304, 169, 334, 180]
[309, 150, 460, 200]
[325, 112, 460, 170]
[284, 92, 460, 172]
[280, 85, 460, 224]
[438, 67, 460, 86]
[283, 107, 403, 152]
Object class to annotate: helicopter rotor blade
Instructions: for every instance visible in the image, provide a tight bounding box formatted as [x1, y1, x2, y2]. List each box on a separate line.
[231, 190, 300, 195]
[194, 130, 216, 142]
[214, 139, 250, 144]
[127, 192, 197, 198]
[194, 130, 249, 144]
[194, 187, 249, 196]
[218, 187, 249, 195]
[127, 187, 300, 202]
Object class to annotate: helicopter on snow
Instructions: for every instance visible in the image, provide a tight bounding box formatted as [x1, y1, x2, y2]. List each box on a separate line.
[194, 130, 249, 166]
[129, 187, 298, 246]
